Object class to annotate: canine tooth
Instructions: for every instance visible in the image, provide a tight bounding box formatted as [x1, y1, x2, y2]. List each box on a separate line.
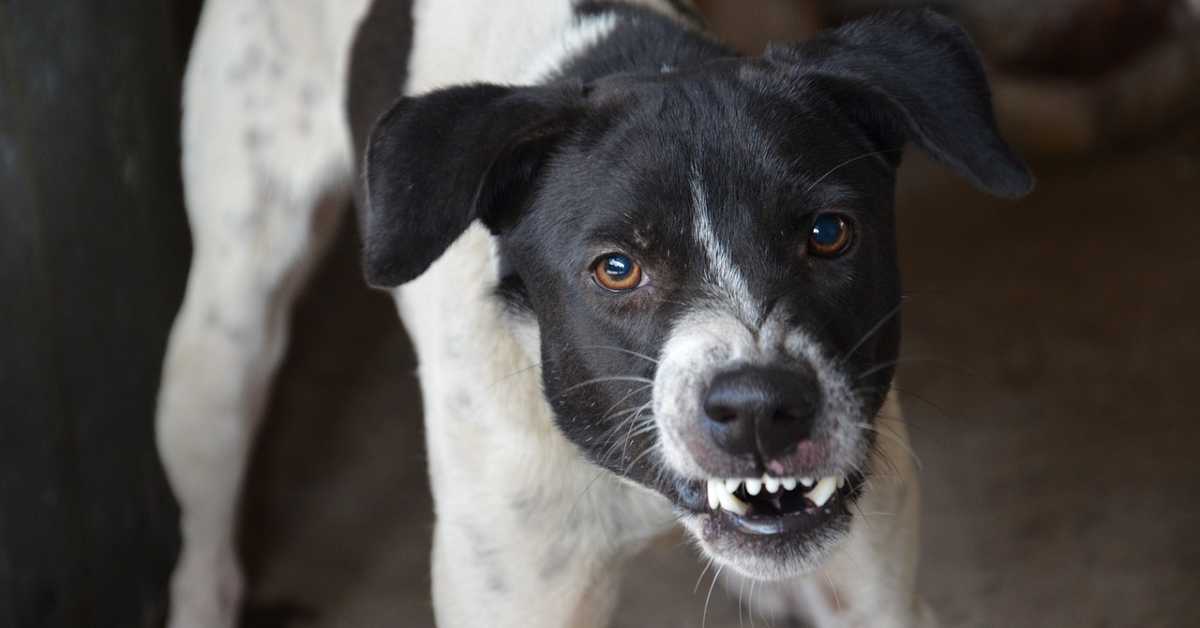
[806, 476, 839, 508]
[764, 475, 780, 493]
[717, 487, 749, 515]
[744, 478, 762, 495]
[781, 477, 798, 491]
[724, 478, 741, 494]
[837, 476, 846, 489]
[707, 479, 720, 510]
[800, 477, 815, 488]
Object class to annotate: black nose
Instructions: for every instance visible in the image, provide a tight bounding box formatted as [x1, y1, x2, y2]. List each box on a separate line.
[703, 365, 821, 461]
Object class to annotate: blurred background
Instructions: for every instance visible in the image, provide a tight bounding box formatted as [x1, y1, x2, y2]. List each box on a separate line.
[2, 1, 1198, 626]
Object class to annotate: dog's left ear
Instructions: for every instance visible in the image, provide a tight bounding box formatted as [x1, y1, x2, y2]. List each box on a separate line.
[363, 83, 585, 287]
[764, 9, 1034, 198]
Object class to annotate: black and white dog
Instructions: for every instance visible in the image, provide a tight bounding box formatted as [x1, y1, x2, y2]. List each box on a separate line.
[157, 1, 1031, 626]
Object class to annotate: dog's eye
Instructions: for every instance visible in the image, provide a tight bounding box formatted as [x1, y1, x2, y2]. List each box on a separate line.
[808, 213, 854, 258]
[592, 253, 643, 291]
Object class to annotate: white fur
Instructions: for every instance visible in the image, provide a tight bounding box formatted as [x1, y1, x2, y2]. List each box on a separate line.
[161, 0, 931, 626]
[522, 12, 620, 83]
[690, 164, 761, 323]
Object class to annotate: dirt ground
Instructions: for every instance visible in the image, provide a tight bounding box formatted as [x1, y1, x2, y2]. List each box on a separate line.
[238, 89, 1200, 628]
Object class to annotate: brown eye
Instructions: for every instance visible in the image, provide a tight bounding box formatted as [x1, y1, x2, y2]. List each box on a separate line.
[808, 213, 854, 257]
[593, 253, 643, 291]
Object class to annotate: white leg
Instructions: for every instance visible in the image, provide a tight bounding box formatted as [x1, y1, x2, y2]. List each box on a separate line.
[425, 422, 674, 628]
[156, 1, 366, 625]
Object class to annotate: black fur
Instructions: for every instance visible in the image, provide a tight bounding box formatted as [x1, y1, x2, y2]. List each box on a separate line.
[763, 9, 1032, 198]
[364, 83, 586, 285]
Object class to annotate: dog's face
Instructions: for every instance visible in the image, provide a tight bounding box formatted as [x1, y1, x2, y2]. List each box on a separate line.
[497, 75, 904, 576]
[364, 11, 1031, 579]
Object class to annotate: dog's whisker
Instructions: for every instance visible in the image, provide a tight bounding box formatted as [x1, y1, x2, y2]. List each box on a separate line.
[620, 441, 659, 477]
[870, 439, 909, 481]
[747, 577, 757, 628]
[702, 564, 726, 628]
[578, 345, 660, 364]
[738, 571, 746, 628]
[596, 401, 655, 466]
[838, 301, 903, 365]
[556, 375, 654, 397]
[599, 383, 654, 423]
[855, 356, 978, 381]
[804, 148, 904, 193]
[857, 422, 924, 471]
[693, 557, 716, 594]
[850, 500, 878, 537]
[887, 385, 954, 422]
[565, 468, 608, 529]
[487, 361, 546, 388]
[822, 570, 844, 614]
[619, 406, 655, 466]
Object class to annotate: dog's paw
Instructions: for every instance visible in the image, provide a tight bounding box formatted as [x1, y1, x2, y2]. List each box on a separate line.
[167, 546, 244, 628]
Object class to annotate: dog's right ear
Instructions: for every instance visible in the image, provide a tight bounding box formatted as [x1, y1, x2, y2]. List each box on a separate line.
[363, 83, 585, 287]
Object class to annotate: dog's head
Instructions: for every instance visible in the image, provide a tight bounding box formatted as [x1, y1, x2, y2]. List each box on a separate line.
[363, 10, 1031, 579]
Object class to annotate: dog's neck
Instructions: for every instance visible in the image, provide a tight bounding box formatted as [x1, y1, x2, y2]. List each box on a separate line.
[404, 0, 707, 96]
[523, 1, 722, 84]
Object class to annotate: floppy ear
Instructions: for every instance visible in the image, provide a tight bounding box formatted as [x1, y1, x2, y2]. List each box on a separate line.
[363, 83, 584, 287]
[765, 9, 1033, 198]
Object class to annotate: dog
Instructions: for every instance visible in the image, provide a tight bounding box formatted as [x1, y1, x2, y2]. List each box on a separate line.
[156, 1, 1032, 626]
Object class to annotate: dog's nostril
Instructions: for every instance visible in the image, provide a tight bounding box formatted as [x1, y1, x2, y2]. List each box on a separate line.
[773, 409, 800, 423]
[704, 404, 739, 424]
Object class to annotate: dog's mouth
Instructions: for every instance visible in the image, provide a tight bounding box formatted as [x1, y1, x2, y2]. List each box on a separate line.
[684, 472, 863, 535]
[664, 471, 864, 577]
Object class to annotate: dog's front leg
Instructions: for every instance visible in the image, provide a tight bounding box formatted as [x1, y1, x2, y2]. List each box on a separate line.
[419, 384, 674, 627]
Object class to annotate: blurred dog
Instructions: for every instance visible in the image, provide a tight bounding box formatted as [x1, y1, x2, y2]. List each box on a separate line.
[158, 1, 1030, 626]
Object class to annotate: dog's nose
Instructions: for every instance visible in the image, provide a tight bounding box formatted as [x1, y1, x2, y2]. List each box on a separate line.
[702, 365, 821, 461]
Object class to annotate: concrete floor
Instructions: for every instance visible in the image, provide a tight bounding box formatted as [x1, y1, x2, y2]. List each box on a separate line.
[237, 122, 1200, 626]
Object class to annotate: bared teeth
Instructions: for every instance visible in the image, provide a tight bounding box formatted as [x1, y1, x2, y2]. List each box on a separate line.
[707, 479, 721, 510]
[706, 474, 847, 513]
[706, 479, 748, 514]
[717, 488, 748, 515]
[805, 476, 840, 508]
